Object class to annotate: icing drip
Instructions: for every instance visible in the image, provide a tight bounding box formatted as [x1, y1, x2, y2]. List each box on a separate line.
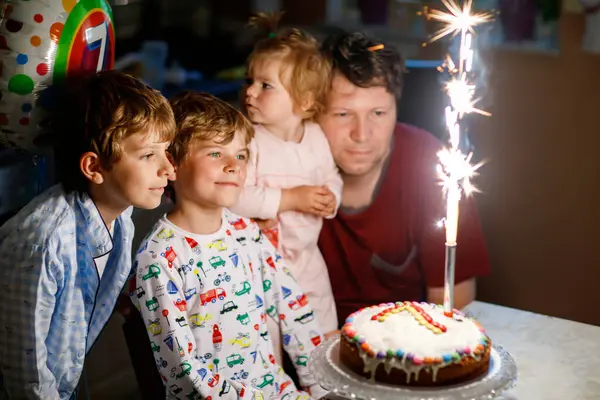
[344, 302, 490, 383]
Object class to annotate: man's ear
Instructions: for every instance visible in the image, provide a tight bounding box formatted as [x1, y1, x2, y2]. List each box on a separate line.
[80, 152, 105, 184]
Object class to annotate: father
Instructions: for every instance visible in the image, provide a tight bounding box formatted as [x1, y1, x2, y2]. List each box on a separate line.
[318, 31, 490, 324]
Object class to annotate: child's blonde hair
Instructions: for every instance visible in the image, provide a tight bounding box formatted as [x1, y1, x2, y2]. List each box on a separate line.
[247, 12, 331, 120]
[169, 91, 254, 166]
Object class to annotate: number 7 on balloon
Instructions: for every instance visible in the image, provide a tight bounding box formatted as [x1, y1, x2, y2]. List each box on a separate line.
[84, 22, 108, 72]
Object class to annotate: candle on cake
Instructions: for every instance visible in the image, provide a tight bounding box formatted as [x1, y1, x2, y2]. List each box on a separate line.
[422, 0, 493, 316]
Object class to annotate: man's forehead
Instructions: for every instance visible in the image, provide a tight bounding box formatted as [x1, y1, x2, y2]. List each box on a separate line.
[329, 75, 393, 107]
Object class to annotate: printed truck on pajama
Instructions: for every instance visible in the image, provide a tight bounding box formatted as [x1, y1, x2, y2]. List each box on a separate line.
[130, 209, 324, 400]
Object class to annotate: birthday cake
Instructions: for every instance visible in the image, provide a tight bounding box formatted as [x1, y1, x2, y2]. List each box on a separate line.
[340, 301, 491, 386]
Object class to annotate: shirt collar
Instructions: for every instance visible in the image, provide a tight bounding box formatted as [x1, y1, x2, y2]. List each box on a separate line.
[74, 191, 116, 258]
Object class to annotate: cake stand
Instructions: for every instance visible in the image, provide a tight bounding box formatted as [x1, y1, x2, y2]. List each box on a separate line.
[309, 337, 517, 400]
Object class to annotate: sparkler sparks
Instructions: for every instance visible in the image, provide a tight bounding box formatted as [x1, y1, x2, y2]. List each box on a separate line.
[421, 0, 493, 316]
[445, 76, 491, 117]
[423, 0, 494, 44]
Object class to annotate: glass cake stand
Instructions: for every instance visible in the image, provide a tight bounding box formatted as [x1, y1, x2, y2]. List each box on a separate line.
[309, 337, 517, 400]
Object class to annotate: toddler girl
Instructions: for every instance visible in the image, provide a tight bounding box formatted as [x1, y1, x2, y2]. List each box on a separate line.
[232, 12, 342, 364]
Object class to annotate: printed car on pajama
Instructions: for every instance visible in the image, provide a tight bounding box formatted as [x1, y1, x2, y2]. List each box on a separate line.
[130, 209, 324, 400]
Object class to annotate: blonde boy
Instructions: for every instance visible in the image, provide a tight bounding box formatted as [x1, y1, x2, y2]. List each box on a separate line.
[130, 91, 328, 399]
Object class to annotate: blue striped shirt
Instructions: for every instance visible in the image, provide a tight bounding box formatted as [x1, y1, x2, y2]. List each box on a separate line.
[0, 184, 134, 399]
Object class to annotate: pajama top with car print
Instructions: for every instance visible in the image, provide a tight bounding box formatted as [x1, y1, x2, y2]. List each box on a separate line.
[129, 209, 325, 400]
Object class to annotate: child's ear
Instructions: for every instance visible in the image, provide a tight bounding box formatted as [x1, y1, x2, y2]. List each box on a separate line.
[80, 152, 104, 184]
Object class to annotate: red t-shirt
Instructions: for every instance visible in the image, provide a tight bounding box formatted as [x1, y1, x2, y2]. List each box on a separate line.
[319, 123, 490, 323]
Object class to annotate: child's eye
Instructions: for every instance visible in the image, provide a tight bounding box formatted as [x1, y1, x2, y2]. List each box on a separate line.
[141, 153, 154, 160]
[261, 82, 272, 89]
[236, 154, 247, 161]
[209, 152, 221, 158]
[335, 112, 347, 117]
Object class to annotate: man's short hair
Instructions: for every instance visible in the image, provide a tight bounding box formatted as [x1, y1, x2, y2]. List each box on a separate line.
[321, 31, 407, 98]
[49, 70, 176, 193]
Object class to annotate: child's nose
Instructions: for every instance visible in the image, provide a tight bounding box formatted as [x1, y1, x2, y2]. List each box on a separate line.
[224, 162, 240, 174]
[161, 155, 175, 177]
[246, 84, 258, 98]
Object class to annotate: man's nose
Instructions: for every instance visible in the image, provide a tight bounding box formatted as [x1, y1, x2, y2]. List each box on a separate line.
[350, 117, 369, 143]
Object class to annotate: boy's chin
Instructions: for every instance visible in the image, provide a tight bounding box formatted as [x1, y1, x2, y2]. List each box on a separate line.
[218, 197, 240, 209]
[211, 191, 241, 209]
[131, 196, 164, 210]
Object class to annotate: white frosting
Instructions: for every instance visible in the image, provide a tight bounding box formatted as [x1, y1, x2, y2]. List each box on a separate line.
[352, 304, 484, 358]
[346, 303, 489, 383]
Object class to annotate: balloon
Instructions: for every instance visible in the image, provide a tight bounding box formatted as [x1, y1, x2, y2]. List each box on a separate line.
[0, 0, 115, 153]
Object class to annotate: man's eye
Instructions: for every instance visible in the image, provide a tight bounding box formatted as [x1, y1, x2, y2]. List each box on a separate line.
[374, 110, 386, 116]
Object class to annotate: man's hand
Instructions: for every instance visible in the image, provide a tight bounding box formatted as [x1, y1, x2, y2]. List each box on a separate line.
[284, 185, 335, 217]
[427, 278, 476, 310]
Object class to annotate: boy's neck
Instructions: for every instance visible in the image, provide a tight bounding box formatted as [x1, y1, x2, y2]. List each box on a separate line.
[88, 185, 127, 226]
[263, 119, 305, 143]
[167, 201, 223, 235]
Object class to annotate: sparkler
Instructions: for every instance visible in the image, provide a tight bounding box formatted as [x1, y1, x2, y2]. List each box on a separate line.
[422, 0, 493, 317]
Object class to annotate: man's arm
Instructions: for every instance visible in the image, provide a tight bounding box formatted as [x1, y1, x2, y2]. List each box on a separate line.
[133, 255, 261, 400]
[427, 278, 476, 310]
[0, 241, 61, 398]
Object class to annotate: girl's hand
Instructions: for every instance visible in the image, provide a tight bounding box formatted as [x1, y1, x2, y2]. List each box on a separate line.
[320, 186, 337, 217]
[289, 185, 335, 216]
